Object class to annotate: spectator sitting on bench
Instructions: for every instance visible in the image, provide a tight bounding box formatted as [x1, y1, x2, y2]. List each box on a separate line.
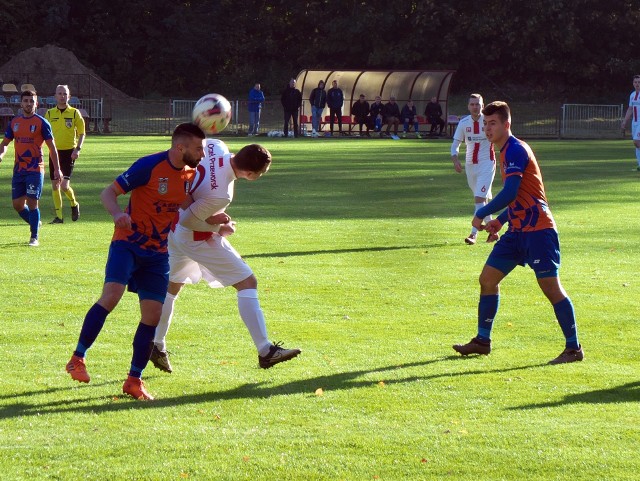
[401, 99, 421, 138]
[369, 96, 384, 132]
[383, 96, 401, 137]
[351, 94, 370, 136]
[425, 96, 445, 136]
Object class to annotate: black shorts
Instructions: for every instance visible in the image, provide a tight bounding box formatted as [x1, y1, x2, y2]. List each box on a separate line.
[49, 149, 75, 180]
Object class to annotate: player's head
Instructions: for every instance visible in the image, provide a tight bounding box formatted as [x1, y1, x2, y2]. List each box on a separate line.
[172, 123, 205, 168]
[633, 75, 640, 90]
[468, 93, 484, 117]
[318, 80, 325, 88]
[20, 89, 37, 115]
[55, 85, 70, 107]
[482, 101, 511, 145]
[232, 144, 272, 180]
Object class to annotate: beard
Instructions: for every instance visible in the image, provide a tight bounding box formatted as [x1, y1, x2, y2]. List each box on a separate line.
[182, 152, 202, 168]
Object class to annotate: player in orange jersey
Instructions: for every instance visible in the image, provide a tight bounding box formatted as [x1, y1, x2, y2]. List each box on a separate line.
[453, 101, 583, 365]
[65, 123, 203, 400]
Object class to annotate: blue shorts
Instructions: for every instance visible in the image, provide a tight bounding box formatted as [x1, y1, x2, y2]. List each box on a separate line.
[486, 228, 560, 278]
[12, 171, 44, 200]
[104, 240, 169, 302]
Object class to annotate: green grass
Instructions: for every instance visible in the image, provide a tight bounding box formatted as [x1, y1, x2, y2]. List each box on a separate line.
[0, 136, 638, 480]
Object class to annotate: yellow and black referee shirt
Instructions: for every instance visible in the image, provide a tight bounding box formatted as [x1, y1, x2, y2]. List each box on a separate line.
[45, 106, 86, 150]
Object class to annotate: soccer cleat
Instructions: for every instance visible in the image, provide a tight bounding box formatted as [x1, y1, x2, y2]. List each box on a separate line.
[452, 337, 491, 356]
[464, 234, 477, 245]
[66, 355, 91, 383]
[149, 345, 173, 373]
[71, 203, 80, 222]
[258, 342, 301, 369]
[548, 346, 584, 365]
[28, 238, 39, 247]
[416, 133, 422, 139]
[50, 217, 64, 224]
[486, 232, 499, 243]
[122, 376, 155, 400]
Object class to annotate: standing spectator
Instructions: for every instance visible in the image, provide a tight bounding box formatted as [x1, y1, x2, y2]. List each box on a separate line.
[46, 84, 85, 224]
[351, 94, 370, 136]
[401, 99, 421, 138]
[327, 80, 344, 136]
[453, 101, 583, 365]
[64, 123, 203, 400]
[0, 90, 62, 246]
[247, 82, 265, 136]
[309, 80, 327, 137]
[621, 74, 640, 171]
[383, 96, 401, 137]
[369, 96, 385, 132]
[451, 93, 497, 245]
[425, 96, 445, 136]
[280, 78, 302, 138]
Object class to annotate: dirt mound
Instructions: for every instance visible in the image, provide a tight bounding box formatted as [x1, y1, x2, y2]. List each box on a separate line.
[0, 45, 131, 100]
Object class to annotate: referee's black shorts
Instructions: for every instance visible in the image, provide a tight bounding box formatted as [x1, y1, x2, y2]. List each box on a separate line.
[49, 149, 75, 180]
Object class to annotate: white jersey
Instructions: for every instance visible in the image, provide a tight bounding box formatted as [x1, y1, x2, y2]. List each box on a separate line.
[451, 114, 495, 164]
[178, 138, 235, 233]
[628, 90, 640, 125]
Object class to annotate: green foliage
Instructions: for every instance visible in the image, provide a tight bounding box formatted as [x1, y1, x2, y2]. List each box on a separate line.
[2, 1, 640, 100]
[0, 137, 638, 480]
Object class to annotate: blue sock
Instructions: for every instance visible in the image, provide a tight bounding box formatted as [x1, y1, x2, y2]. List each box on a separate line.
[414, 121, 419, 132]
[375, 118, 381, 130]
[28, 207, 40, 238]
[129, 323, 156, 378]
[553, 297, 579, 349]
[18, 207, 30, 223]
[477, 294, 499, 341]
[74, 303, 110, 357]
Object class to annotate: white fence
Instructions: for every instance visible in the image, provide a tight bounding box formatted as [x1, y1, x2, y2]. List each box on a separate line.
[561, 104, 624, 139]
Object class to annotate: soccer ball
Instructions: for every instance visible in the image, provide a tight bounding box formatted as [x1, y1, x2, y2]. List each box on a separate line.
[192, 93, 232, 134]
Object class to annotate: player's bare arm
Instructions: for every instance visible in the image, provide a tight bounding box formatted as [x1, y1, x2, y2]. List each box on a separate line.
[100, 183, 131, 229]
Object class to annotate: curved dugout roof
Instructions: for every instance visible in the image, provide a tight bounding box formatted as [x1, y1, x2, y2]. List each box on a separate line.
[295, 69, 455, 117]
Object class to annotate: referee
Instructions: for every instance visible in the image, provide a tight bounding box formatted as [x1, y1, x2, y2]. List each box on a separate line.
[45, 84, 85, 223]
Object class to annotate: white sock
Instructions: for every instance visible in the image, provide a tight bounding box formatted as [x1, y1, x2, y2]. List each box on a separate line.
[154, 292, 178, 350]
[237, 289, 271, 355]
[472, 201, 490, 235]
[635, 148, 640, 166]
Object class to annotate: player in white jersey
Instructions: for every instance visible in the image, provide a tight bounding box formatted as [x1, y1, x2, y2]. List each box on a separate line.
[450, 93, 498, 244]
[621, 74, 640, 171]
[150, 139, 301, 372]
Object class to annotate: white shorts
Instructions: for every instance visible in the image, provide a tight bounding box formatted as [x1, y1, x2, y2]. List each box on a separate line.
[632, 123, 640, 141]
[465, 161, 496, 199]
[168, 225, 253, 288]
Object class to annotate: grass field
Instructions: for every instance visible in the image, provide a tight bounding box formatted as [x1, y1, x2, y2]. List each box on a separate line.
[0, 136, 638, 480]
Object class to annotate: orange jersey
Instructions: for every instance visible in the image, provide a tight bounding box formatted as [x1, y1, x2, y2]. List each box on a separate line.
[112, 151, 195, 252]
[4, 114, 53, 173]
[500, 136, 555, 232]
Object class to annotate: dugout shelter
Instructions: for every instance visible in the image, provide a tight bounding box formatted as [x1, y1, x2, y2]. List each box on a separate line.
[295, 69, 455, 120]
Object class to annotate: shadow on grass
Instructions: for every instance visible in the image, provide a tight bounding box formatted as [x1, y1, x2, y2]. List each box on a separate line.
[509, 381, 640, 410]
[0, 357, 548, 418]
[243, 243, 448, 259]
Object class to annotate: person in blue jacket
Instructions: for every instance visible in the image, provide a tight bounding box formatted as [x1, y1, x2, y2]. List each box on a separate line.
[327, 80, 344, 136]
[248, 83, 265, 136]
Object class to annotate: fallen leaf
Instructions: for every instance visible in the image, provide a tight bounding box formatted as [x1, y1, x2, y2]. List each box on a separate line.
[421, 458, 428, 463]
[315, 388, 324, 396]
[378, 381, 385, 387]
[242, 456, 250, 463]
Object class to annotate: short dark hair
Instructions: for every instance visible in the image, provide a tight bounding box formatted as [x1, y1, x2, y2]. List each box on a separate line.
[482, 101, 510, 122]
[21, 90, 37, 99]
[634, 74, 640, 80]
[172, 123, 205, 144]
[469, 93, 483, 104]
[233, 144, 272, 172]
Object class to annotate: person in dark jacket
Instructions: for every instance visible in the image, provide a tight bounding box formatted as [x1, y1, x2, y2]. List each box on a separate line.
[369, 96, 385, 132]
[383, 96, 401, 136]
[281, 78, 302, 137]
[401, 100, 421, 138]
[425, 96, 445, 136]
[326, 80, 344, 135]
[309, 80, 327, 136]
[351, 94, 370, 136]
